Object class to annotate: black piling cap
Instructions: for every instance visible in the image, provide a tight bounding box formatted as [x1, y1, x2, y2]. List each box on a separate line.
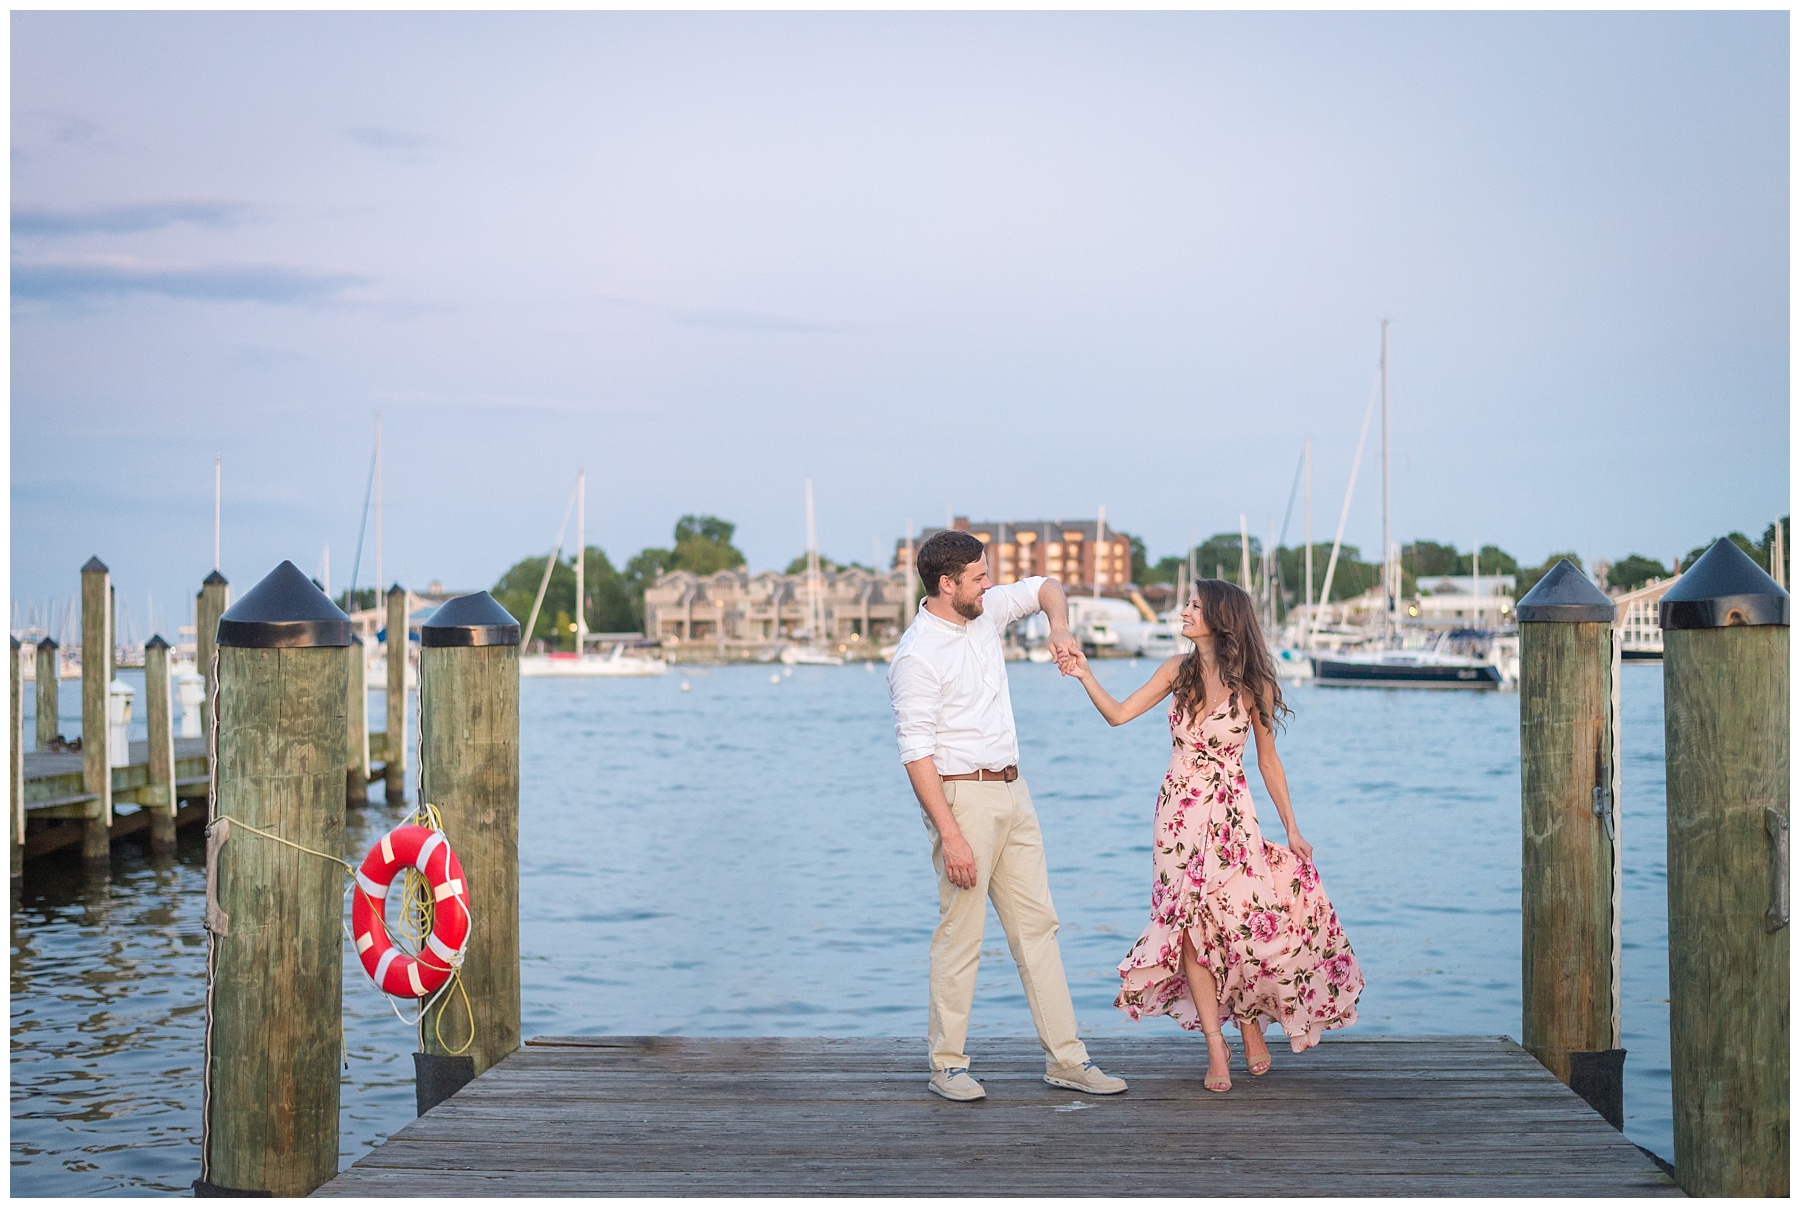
[10, 636, 18, 650]
[349, 631, 364, 646]
[388, 582, 406, 597]
[1515, 558, 1615, 623]
[420, 591, 522, 648]
[216, 560, 353, 648]
[145, 635, 170, 651]
[37, 637, 57, 651]
[81, 556, 109, 575]
[1660, 537, 1789, 630]
[203, 570, 228, 587]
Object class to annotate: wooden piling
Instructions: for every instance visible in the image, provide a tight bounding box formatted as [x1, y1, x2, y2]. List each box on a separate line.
[35, 637, 59, 750]
[386, 584, 408, 805]
[12, 637, 24, 878]
[143, 635, 177, 852]
[1514, 559, 1622, 1126]
[416, 592, 522, 1112]
[346, 634, 369, 808]
[80, 557, 113, 863]
[196, 570, 229, 741]
[199, 560, 351, 1197]
[1658, 537, 1789, 1196]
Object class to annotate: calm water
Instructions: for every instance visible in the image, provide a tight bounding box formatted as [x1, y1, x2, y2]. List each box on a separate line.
[12, 661, 1673, 1194]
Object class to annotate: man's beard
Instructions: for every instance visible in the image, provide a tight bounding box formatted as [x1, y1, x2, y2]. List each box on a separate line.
[952, 594, 984, 620]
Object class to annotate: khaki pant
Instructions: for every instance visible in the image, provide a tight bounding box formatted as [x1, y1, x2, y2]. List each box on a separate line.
[924, 776, 1089, 1072]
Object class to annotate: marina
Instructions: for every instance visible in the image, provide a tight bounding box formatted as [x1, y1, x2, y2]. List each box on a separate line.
[10, 11, 1789, 1201]
[6, 647, 1697, 1194]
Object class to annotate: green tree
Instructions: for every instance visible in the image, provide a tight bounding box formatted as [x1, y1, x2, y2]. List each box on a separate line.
[493, 554, 573, 648]
[1762, 516, 1790, 585]
[1128, 535, 1151, 585]
[1403, 540, 1461, 577]
[1683, 527, 1789, 578]
[1457, 545, 1519, 576]
[1606, 554, 1669, 594]
[1192, 532, 1261, 586]
[335, 587, 380, 613]
[672, 515, 747, 575]
[622, 547, 671, 631]
[783, 555, 871, 575]
[491, 546, 634, 649]
[1517, 551, 1585, 598]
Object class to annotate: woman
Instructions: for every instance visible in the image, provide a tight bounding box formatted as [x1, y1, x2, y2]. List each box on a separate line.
[1062, 579, 1362, 1092]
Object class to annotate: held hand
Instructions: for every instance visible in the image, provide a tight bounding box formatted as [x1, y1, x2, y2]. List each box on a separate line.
[1063, 647, 1094, 681]
[1289, 833, 1314, 864]
[941, 830, 978, 890]
[1047, 628, 1080, 674]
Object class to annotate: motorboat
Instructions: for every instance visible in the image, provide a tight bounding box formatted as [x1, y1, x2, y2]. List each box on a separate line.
[1271, 647, 1314, 680]
[1312, 629, 1504, 689]
[520, 642, 669, 678]
[1135, 619, 1191, 660]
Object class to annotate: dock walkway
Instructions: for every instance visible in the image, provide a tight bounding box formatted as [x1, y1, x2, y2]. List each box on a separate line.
[19, 732, 392, 861]
[315, 1034, 1679, 1196]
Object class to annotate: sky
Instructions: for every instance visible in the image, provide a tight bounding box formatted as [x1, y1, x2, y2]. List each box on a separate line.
[10, 11, 1789, 637]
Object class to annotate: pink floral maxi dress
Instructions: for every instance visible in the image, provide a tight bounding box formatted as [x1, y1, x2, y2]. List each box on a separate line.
[1115, 695, 1363, 1051]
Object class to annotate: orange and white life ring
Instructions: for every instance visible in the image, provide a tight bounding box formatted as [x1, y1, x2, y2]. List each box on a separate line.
[351, 824, 471, 999]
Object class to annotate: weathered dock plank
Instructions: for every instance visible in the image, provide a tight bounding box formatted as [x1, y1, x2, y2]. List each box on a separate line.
[315, 1035, 1679, 1197]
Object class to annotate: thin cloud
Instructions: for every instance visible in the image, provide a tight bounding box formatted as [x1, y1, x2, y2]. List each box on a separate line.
[675, 306, 838, 334]
[348, 126, 440, 159]
[13, 200, 257, 239]
[13, 255, 366, 305]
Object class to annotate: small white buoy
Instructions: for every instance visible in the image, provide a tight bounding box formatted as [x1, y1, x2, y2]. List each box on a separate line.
[783, 667, 793, 678]
[680, 680, 692, 692]
[865, 661, 875, 673]
[770, 673, 782, 685]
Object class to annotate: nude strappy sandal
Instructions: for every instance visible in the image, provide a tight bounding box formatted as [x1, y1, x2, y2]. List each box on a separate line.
[1201, 1028, 1232, 1093]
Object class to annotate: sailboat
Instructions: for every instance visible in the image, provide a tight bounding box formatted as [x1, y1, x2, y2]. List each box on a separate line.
[779, 478, 845, 666]
[520, 469, 668, 679]
[1310, 322, 1505, 691]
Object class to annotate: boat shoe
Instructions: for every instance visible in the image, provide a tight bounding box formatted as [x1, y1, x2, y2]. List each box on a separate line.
[928, 1067, 986, 1102]
[1044, 1059, 1128, 1095]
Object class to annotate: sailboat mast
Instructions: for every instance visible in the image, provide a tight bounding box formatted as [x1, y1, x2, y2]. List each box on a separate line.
[805, 478, 822, 641]
[1094, 506, 1105, 599]
[576, 467, 587, 655]
[1380, 319, 1392, 640]
[1238, 513, 1251, 590]
[213, 455, 221, 570]
[374, 412, 383, 594]
[1304, 437, 1314, 620]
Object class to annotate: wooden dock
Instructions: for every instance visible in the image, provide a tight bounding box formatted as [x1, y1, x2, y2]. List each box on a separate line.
[314, 1034, 1680, 1197]
[19, 731, 392, 861]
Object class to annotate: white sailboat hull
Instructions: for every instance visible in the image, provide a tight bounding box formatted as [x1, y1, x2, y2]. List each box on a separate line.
[520, 651, 669, 678]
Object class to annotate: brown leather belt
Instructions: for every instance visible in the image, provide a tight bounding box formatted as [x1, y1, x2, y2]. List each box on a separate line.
[941, 765, 1018, 783]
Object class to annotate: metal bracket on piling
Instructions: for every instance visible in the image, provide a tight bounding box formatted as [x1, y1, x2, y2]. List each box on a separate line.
[204, 818, 231, 937]
[1768, 809, 1789, 933]
[1591, 784, 1615, 841]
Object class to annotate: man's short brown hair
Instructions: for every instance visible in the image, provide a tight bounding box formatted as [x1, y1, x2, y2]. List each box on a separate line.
[916, 530, 987, 596]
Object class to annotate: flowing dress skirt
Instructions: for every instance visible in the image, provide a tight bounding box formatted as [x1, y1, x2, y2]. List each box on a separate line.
[1115, 697, 1363, 1052]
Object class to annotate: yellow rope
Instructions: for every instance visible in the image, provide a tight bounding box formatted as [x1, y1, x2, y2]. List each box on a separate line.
[208, 815, 356, 876]
[210, 801, 477, 1055]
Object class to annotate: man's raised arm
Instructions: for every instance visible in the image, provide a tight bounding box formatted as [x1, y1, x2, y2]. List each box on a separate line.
[1037, 578, 1080, 671]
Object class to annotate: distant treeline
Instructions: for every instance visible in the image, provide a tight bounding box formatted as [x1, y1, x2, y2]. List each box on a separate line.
[482, 514, 1790, 650]
[1128, 516, 1790, 606]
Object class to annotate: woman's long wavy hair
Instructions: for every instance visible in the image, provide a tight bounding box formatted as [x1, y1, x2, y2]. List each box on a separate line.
[1171, 578, 1291, 732]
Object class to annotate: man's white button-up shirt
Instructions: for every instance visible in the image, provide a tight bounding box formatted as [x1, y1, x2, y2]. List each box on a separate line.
[887, 576, 1046, 775]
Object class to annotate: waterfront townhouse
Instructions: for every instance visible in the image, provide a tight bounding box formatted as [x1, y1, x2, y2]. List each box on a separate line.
[644, 567, 915, 659]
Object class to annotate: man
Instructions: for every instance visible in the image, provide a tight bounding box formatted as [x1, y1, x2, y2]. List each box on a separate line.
[887, 529, 1127, 1103]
